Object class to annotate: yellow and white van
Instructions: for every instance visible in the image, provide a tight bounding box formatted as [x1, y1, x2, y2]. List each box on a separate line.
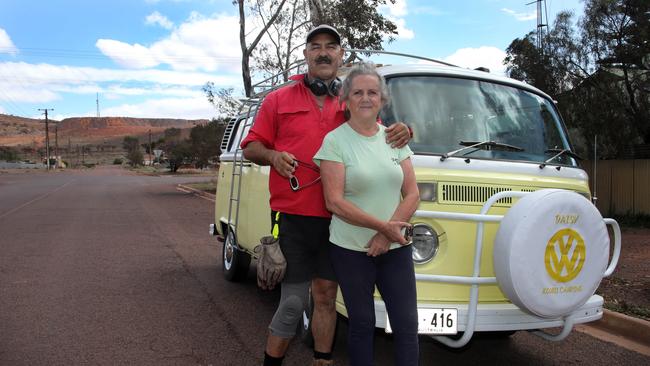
[210, 56, 621, 347]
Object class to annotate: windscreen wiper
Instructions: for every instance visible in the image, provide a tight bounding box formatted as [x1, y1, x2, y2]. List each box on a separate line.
[440, 140, 524, 161]
[539, 148, 583, 169]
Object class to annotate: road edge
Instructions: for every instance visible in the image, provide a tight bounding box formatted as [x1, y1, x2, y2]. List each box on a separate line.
[576, 309, 650, 356]
[177, 184, 215, 202]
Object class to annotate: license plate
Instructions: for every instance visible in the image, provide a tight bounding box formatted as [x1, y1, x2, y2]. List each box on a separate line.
[386, 308, 458, 335]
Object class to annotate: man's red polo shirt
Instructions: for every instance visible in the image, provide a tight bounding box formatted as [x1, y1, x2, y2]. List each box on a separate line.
[241, 74, 346, 218]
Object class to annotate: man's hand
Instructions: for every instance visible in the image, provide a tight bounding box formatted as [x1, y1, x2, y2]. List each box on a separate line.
[385, 122, 411, 148]
[270, 151, 296, 178]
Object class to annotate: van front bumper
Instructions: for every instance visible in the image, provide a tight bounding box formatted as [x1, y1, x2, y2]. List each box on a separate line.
[373, 294, 604, 332]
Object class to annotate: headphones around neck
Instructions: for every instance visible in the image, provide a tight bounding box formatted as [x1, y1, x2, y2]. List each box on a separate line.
[304, 74, 342, 97]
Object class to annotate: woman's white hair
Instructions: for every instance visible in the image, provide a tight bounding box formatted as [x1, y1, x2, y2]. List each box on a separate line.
[340, 61, 390, 105]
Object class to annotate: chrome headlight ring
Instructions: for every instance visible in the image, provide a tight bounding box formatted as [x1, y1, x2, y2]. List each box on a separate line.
[410, 223, 439, 264]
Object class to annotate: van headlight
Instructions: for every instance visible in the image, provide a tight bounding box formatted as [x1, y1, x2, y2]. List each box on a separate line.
[411, 223, 439, 264]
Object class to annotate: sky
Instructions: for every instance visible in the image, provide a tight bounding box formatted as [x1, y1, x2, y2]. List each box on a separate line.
[0, 0, 584, 121]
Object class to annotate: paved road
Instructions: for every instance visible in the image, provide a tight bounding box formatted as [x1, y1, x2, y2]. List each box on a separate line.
[0, 166, 647, 365]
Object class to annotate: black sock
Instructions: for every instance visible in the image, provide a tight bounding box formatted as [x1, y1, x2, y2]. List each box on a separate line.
[263, 352, 284, 366]
[314, 351, 332, 360]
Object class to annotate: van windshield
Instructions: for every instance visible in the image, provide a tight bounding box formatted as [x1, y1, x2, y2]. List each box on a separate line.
[380, 75, 576, 166]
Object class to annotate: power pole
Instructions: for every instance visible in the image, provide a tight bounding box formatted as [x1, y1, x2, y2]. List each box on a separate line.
[148, 129, 152, 166]
[54, 122, 59, 168]
[38, 108, 54, 170]
[96, 93, 100, 118]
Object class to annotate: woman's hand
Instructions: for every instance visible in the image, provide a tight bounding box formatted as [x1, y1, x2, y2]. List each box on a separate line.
[380, 220, 411, 245]
[366, 233, 391, 257]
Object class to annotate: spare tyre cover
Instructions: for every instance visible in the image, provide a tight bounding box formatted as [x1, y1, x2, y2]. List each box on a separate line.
[493, 189, 609, 318]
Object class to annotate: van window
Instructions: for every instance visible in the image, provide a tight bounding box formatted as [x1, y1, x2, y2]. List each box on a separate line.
[381, 76, 576, 166]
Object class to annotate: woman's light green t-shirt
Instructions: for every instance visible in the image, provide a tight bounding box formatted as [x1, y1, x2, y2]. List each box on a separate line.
[313, 123, 413, 252]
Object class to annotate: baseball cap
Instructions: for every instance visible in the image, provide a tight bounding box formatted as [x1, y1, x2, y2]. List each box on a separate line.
[306, 24, 341, 45]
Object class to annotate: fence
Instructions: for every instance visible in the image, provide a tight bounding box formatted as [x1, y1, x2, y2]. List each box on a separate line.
[581, 159, 650, 216]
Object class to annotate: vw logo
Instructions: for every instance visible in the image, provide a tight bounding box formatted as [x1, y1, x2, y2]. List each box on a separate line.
[544, 228, 586, 282]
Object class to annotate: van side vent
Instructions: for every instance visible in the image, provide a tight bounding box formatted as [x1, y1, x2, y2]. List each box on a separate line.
[220, 118, 238, 152]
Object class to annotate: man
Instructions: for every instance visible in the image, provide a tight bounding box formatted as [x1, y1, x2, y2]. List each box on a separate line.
[241, 24, 410, 366]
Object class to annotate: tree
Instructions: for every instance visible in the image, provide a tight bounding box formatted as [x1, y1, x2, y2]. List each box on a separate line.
[320, 0, 398, 62]
[580, 0, 650, 143]
[236, 0, 289, 97]
[202, 84, 242, 117]
[234, 0, 399, 96]
[504, 1, 650, 158]
[167, 140, 192, 173]
[505, 11, 583, 98]
[253, 0, 311, 82]
[189, 120, 226, 169]
[160, 127, 184, 171]
[122, 136, 143, 167]
[0, 146, 19, 162]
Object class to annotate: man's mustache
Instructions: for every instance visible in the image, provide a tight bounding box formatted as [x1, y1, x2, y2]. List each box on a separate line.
[315, 56, 332, 64]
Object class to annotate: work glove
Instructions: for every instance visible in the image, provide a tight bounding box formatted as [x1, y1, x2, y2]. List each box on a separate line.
[256, 235, 286, 290]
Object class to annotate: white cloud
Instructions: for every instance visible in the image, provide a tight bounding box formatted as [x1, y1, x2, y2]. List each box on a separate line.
[443, 47, 507, 75]
[385, 0, 408, 17]
[0, 105, 5, 114]
[145, 11, 174, 30]
[100, 97, 216, 119]
[0, 61, 240, 104]
[392, 18, 415, 40]
[0, 28, 18, 55]
[501, 8, 537, 21]
[97, 12, 241, 72]
[96, 39, 159, 69]
[380, 0, 415, 40]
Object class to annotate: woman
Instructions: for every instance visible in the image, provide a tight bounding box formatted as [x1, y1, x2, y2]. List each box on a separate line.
[313, 62, 420, 366]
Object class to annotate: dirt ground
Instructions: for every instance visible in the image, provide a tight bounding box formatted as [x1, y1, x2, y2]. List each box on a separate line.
[596, 227, 650, 320]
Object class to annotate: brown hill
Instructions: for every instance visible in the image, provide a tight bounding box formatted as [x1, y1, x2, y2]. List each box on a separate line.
[0, 114, 207, 147]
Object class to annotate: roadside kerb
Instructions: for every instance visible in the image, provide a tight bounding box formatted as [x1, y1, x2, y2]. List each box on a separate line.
[177, 184, 649, 355]
[177, 184, 215, 202]
[576, 309, 650, 356]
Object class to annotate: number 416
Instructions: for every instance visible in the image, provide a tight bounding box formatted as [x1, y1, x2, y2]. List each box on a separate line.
[431, 312, 454, 327]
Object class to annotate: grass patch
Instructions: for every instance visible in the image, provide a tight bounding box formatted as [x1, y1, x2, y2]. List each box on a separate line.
[604, 299, 650, 321]
[184, 180, 217, 194]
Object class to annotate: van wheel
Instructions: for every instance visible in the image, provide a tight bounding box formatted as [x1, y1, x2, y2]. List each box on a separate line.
[222, 229, 251, 281]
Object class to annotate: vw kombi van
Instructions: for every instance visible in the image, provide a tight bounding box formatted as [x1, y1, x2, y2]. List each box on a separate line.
[210, 54, 621, 347]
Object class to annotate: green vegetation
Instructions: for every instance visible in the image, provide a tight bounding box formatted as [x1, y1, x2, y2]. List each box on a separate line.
[505, 0, 649, 158]
[613, 213, 650, 228]
[604, 299, 650, 321]
[184, 180, 217, 194]
[0, 146, 19, 161]
[122, 136, 143, 167]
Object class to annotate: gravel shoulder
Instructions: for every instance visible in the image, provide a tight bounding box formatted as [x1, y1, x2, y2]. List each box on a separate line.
[597, 227, 650, 320]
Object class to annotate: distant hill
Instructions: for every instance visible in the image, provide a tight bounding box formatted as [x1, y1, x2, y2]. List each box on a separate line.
[0, 114, 208, 147]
